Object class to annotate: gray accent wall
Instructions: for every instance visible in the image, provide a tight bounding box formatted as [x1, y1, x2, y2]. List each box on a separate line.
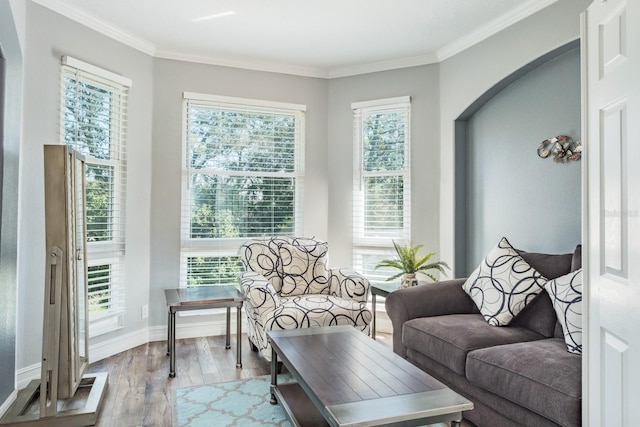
[463, 48, 581, 274]
[438, 0, 592, 270]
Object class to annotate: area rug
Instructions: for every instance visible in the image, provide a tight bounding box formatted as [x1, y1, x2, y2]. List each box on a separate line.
[175, 374, 448, 427]
[174, 375, 294, 427]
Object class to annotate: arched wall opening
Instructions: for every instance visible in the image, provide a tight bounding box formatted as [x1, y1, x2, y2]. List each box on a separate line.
[454, 40, 582, 277]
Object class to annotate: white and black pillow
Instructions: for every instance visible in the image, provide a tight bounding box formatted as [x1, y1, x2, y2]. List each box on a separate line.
[545, 269, 582, 354]
[463, 237, 548, 326]
[277, 241, 330, 296]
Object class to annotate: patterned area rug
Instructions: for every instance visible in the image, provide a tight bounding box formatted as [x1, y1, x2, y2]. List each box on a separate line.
[174, 375, 294, 427]
[175, 375, 449, 427]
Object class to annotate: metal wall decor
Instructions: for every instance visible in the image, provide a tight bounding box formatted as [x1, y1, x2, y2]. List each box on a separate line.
[537, 135, 582, 163]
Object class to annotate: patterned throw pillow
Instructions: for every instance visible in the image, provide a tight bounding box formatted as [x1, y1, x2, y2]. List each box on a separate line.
[463, 237, 548, 326]
[278, 241, 330, 296]
[545, 269, 582, 354]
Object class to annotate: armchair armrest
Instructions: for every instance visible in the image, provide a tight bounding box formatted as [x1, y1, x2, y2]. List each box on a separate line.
[329, 268, 370, 303]
[385, 278, 476, 357]
[239, 271, 281, 317]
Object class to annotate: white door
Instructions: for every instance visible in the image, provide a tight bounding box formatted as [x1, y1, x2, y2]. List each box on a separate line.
[584, 0, 640, 425]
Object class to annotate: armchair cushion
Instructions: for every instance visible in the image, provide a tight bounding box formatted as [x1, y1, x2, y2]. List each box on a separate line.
[278, 240, 330, 296]
[239, 236, 371, 359]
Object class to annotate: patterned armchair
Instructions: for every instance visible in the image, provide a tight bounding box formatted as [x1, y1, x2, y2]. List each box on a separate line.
[238, 237, 372, 358]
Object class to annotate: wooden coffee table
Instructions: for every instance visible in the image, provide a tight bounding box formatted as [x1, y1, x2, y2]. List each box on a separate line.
[267, 325, 473, 426]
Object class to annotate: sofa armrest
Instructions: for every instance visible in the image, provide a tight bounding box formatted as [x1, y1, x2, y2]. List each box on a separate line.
[328, 268, 370, 303]
[385, 278, 475, 357]
[239, 271, 281, 317]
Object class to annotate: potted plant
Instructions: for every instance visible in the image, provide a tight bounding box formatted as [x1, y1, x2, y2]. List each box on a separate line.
[375, 241, 450, 288]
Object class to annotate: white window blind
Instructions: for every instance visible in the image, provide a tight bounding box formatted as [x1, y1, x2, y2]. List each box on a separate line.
[60, 56, 130, 336]
[181, 93, 305, 287]
[352, 97, 411, 283]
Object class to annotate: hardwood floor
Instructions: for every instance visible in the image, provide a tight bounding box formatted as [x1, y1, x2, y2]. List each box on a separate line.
[87, 332, 395, 426]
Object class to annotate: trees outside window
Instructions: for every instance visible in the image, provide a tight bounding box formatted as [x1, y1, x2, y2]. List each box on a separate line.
[61, 57, 130, 336]
[181, 94, 305, 287]
[352, 97, 411, 284]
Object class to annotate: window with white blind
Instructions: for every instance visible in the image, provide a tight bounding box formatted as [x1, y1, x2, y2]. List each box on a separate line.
[352, 97, 411, 284]
[181, 93, 305, 287]
[60, 56, 130, 336]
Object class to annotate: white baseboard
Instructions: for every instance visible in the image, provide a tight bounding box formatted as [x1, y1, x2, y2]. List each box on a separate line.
[16, 363, 40, 391]
[0, 389, 18, 419]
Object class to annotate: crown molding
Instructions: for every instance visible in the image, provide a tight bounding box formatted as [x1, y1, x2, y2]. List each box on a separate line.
[32, 0, 558, 79]
[31, 0, 157, 56]
[328, 53, 440, 79]
[436, 0, 559, 62]
[155, 50, 330, 79]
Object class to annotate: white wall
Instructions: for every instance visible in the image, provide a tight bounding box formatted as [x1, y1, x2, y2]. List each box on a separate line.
[439, 0, 592, 271]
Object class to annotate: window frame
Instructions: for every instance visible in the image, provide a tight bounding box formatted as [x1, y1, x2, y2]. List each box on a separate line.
[351, 96, 412, 282]
[60, 56, 130, 336]
[180, 92, 306, 288]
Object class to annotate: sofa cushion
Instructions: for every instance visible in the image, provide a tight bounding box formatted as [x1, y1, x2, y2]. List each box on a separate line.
[463, 237, 548, 326]
[518, 250, 573, 280]
[466, 338, 582, 427]
[402, 314, 544, 375]
[545, 269, 583, 354]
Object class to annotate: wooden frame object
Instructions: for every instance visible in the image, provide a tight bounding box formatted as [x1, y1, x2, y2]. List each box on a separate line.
[1, 145, 107, 426]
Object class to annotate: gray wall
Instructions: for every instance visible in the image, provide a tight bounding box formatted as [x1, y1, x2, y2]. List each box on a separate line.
[327, 66, 441, 266]
[0, 0, 23, 404]
[15, 1, 154, 370]
[464, 48, 581, 273]
[149, 59, 329, 326]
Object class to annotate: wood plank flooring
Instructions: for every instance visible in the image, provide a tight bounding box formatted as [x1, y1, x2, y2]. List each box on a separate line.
[87, 333, 395, 426]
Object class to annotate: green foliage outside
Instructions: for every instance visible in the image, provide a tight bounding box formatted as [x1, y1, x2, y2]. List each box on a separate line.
[362, 111, 406, 234]
[186, 107, 298, 286]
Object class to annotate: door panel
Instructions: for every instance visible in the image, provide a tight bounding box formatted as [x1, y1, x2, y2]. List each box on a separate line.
[585, 0, 640, 425]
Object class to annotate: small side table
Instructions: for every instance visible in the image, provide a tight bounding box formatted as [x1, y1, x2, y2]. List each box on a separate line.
[164, 285, 244, 377]
[370, 281, 401, 339]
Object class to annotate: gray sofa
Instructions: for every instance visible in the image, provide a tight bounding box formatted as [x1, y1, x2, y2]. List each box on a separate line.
[385, 246, 582, 427]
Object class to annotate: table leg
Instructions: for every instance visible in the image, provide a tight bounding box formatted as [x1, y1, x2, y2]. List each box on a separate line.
[169, 310, 176, 378]
[225, 307, 231, 349]
[372, 293, 377, 340]
[236, 306, 242, 368]
[167, 310, 171, 355]
[270, 347, 278, 404]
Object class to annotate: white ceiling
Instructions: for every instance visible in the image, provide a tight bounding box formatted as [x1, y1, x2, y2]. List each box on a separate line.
[33, 0, 557, 78]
